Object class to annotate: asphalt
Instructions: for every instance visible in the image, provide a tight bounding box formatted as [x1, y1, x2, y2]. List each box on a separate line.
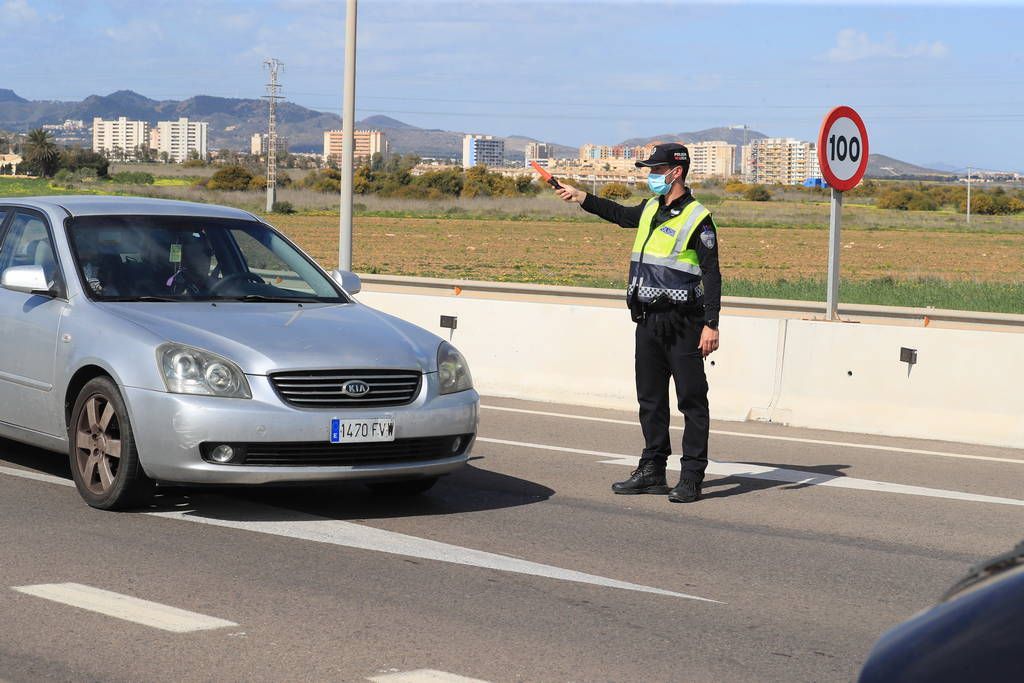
[2, 395, 1023, 683]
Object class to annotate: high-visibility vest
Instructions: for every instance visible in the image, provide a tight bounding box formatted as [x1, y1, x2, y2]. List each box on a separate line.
[627, 196, 711, 306]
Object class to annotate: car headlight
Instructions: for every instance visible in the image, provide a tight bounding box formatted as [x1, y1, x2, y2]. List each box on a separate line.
[437, 341, 473, 395]
[157, 343, 251, 398]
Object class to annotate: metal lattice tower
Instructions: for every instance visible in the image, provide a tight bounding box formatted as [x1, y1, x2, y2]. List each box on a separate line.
[263, 58, 284, 212]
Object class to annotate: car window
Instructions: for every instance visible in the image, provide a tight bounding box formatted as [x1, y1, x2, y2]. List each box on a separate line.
[0, 211, 60, 286]
[66, 216, 346, 302]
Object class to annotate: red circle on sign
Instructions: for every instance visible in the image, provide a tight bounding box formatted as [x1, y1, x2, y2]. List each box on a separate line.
[817, 106, 869, 191]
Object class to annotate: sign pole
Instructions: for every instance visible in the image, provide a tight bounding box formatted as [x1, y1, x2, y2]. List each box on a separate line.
[817, 105, 868, 322]
[826, 189, 842, 320]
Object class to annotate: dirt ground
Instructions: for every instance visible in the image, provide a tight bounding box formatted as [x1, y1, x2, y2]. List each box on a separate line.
[269, 215, 1024, 286]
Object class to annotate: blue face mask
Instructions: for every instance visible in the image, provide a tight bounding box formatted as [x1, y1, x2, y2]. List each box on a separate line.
[647, 170, 674, 195]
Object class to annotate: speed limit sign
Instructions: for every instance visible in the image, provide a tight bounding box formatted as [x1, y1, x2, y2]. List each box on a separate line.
[818, 106, 868, 320]
[817, 106, 869, 191]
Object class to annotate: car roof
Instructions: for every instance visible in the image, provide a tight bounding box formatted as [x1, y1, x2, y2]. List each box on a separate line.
[4, 195, 258, 221]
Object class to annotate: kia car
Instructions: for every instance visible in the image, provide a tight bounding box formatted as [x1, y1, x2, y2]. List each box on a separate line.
[0, 196, 478, 509]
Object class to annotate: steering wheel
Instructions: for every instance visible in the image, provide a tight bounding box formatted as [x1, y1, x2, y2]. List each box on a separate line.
[209, 271, 266, 295]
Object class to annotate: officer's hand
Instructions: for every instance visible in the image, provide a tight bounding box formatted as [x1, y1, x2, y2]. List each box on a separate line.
[699, 326, 720, 358]
[555, 183, 586, 204]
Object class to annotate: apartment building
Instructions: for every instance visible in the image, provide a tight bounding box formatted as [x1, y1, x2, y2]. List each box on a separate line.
[462, 134, 504, 168]
[251, 133, 290, 157]
[156, 118, 208, 163]
[579, 143, 656, 161]
[524, 141, 551, 168]
[688, 141, 736, 180]
[323, 129, 389, 165]
[743, 137, 821, 185]
[92, 117, 149, 160]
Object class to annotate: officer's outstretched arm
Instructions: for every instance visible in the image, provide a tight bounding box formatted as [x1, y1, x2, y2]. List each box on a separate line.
[554, 183, 586, 204]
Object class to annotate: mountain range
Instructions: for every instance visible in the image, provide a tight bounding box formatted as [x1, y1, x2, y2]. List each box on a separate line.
[0, 89, 957, 176]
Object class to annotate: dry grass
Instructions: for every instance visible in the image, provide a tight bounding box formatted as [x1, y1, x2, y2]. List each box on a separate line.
[263, 214, 1024, 287]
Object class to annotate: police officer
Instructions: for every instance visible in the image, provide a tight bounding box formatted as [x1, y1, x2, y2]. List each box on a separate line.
[555, 143, 720, 503]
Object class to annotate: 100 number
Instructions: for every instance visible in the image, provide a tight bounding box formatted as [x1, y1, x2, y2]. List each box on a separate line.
[829, 133, 861, 163]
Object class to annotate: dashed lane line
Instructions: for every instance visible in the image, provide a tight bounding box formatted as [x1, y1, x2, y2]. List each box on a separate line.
[0, 466, 721, 604]
[477, 437, 1024, 507]
[368, 670, 490, 682]
[480, 404, 1024, 466]
[11, 583, 237, 633]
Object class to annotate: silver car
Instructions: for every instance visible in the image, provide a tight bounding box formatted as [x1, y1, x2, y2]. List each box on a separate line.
[0, 196, 478, 509]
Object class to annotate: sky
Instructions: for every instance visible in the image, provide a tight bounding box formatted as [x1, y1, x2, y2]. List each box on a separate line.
[1, 0, 1022, 171]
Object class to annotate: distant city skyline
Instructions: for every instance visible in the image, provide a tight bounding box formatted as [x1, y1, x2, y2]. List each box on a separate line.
[1, 0, 1021, 171]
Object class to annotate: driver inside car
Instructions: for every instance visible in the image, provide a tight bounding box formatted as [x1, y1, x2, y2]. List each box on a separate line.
[166, 237, 215, 297]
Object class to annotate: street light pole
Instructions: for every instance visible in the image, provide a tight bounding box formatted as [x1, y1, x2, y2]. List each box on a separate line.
[966, 166, 972, 226]
[338, 0, 358, 272]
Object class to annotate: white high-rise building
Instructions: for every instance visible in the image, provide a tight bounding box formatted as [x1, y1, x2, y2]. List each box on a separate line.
[462, 134, 504, 168]
[744, 137, 819, 185]
[92, 117, 150, 160]
[525, 141, 551, 168]
[156, 118, 208, 163]
[688, 141, 736, 180]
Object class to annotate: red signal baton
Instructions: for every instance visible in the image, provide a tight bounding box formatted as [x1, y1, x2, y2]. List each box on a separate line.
[530, 160, 562, 190]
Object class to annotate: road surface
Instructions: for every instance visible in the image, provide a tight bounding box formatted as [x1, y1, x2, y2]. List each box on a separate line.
[2, 396, 1022, 682]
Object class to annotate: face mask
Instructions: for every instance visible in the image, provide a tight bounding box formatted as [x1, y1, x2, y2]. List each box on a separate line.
[647, 169, 675, 195]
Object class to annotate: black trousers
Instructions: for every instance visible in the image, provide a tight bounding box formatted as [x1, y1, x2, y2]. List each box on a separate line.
[635, 311, 710, 483]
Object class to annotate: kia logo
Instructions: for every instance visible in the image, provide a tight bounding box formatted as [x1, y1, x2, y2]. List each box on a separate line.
[341, 380, 370, 397]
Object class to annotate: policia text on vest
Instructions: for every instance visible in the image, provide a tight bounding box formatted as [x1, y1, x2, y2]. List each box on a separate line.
[553, 143, 721, 504]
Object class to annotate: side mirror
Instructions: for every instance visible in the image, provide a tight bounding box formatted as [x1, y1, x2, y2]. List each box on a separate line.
[1, 265, 52, 296]
[330, 269, 361, 295]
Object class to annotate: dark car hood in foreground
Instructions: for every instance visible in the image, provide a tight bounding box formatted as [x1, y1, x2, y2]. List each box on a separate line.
[100, 301, 442, 375]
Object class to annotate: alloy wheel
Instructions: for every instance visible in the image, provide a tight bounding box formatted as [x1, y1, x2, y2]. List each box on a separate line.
[74, 395, 123, 495]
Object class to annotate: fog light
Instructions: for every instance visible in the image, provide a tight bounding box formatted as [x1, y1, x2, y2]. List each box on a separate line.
[451, 437, 462, 453]
[210, 445, 235, 463]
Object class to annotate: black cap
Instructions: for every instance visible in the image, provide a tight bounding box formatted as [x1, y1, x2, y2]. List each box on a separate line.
[635, 142, 690, 170]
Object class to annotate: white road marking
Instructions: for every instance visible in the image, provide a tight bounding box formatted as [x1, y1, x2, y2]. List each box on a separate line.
[480, 404, 1024, 465]
[148, 499, 721, 603]
[369, 670, 490, 683]
[11, 583, 237, 633]
[0, 465, 74, 487]
[479, 437, 1024, 507]
[0, 464, 717, 602]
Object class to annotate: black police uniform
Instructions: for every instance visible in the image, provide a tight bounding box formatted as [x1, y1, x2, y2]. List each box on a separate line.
[579, 167, 720, 498]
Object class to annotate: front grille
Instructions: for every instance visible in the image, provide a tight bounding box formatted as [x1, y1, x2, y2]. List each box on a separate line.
[203, 435, 473, 467]
[269, 369, 422, 409]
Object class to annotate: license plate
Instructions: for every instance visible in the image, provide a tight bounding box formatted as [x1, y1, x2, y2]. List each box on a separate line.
[330, 416, 395, 444]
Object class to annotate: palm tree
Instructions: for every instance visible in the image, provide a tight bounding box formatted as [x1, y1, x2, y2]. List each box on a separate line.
[24, 128, 60, 177]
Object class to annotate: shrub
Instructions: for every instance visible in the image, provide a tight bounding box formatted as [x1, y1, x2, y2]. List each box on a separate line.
[271, 201, 295, 214]
[599, 182, 633, 200]
[744, 185, 771, 201]
[207, 165, 254, 191]
[110, 171, 155, 185]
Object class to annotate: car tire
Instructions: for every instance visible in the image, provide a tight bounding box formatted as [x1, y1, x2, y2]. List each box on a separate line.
[365, 477, 439, 496]
[68, 377, 154, 511]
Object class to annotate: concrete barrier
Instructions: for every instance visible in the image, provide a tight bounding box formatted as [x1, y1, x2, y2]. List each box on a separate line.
[769, 320, 1024, 447]
[359, 291, 782, 422]
[359, 287, 1024, 449]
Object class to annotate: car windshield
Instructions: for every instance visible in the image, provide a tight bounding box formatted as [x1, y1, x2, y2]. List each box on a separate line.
[66, 215, 347, 303]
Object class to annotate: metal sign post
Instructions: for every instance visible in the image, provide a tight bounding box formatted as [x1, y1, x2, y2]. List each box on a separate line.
[826, 189, 842, 319]
[817, 106, 869, 321]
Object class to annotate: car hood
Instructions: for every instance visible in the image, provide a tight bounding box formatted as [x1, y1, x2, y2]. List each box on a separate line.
[99, 301, 442, 375]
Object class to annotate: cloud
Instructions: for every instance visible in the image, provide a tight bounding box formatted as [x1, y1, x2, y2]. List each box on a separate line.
[1, 0, 37, 23]
[826, 29, 949, 62]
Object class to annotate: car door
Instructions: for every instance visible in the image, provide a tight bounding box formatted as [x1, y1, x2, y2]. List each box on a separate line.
[0, 208, 69, 436]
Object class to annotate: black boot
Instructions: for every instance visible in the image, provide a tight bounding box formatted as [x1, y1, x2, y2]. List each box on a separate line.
[668, 478, 701, 503]
[612, 460, 669, 495]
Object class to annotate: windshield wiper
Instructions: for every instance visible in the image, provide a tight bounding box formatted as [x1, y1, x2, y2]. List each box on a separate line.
[942, 540, 1024, 601]
[103, 296, 178, 302]
[212, 294, 326, 303]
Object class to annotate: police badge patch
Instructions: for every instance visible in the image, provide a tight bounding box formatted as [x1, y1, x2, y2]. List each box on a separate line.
[700, 228, 716, 249]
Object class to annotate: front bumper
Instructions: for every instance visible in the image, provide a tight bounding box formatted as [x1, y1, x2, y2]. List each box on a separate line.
[123, 373, 479, 485]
